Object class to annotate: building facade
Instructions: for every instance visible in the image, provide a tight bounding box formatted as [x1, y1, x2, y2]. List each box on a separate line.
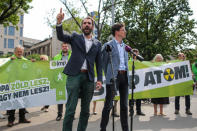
[0, 15, 40, 55]
[0, 15, 24, 55]
[24, 29, 67, 58]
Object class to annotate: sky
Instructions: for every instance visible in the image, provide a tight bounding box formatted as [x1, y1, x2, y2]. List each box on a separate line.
[24, 0, 197, 41]
[23, 0, 97, 40]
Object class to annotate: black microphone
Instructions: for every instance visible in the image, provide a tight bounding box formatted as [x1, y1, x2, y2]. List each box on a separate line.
[105, 44, 112, 52]
[125, 45, 144, 61]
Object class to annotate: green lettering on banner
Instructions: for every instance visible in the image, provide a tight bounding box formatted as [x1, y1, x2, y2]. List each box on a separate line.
[0, 60, 67, 102]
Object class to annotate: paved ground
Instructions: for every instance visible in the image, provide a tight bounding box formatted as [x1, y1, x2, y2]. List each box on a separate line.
[1, 94, 197, 131]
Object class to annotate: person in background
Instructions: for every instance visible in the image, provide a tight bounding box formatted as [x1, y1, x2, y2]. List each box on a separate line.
[53, 42, 71, 121]
[111, 100, 119, 117]
[129, 49, 145, 116]
[192, 60, 197, 91]
[151, 54, 169, 116]
[92, 101, 97, 115]
[7, 45, 31, 127]
[175, 53, 192, 115]
[40, 55, 50, 112]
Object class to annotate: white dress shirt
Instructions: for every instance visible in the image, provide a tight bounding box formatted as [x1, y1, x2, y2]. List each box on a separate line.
[81, 36, 93, 70]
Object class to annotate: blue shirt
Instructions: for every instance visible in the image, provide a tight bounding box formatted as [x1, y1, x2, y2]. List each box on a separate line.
[115, 39, 126, 70]
[62, 53, 68, 61]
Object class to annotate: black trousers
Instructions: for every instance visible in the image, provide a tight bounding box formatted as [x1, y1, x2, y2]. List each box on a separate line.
[57, 104, 64, 115]
[7, 108, 26, 122]
[129, 99, 142, 113]
[175, 95, 190, 111]
[100, 73, 129, 131]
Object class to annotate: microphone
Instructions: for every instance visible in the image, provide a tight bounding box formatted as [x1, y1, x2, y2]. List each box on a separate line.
[125, 45, 144, 61]
[105, 44, 112, 52]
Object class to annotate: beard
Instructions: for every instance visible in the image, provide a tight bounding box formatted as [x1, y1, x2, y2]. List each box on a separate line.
[82, 26, 92, 36]
[62, 50, 68, 54]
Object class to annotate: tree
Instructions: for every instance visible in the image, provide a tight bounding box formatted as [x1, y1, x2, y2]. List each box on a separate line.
[58, 0, 124, 41]
[0, 0, 32, 26]
[115, 0, 197, 60]
[46, 8, 83, 34]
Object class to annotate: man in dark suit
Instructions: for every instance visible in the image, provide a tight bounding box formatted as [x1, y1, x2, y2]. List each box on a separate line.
[56, 8, 102, 131]
[100, 23, 129, 131]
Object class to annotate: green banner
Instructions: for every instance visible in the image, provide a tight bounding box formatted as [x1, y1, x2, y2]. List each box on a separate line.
[0, 58, 194, 110]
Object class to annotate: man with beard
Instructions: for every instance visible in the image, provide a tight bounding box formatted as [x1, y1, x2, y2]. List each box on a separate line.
[53, 42, 71, 121]
[56, 8, 102, 131]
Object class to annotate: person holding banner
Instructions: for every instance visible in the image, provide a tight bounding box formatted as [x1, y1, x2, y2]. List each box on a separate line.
[56, 8, 103, 131]
[100, 23, 129, 131]
[40, 55, 50, 112]
[151, 54, 169, 116]
[175, 53, 192, 115]
[129, 49, 145, 116]
[7, 45, 31, 127]
[192, 60, 197, 90]
[53, 42, 71, 121]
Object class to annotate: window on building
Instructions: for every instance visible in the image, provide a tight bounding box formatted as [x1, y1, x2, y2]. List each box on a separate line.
[8, 26, 15, 36]
[20, 15, 24, 24]
[4, 38, 7, 48]
[20, 40, 23, 45]
[0, 51, 3, 56]
[4, 27, 7, 35]
[20, 27, 23, 37]
[8, 39, 14, 48]
[8, 52, 13, 55]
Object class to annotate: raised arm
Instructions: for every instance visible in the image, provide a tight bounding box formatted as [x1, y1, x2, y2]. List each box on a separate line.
[56, 8, 72, 44]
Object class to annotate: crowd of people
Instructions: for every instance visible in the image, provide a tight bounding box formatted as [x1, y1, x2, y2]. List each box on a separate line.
[0, 8, 196, 131]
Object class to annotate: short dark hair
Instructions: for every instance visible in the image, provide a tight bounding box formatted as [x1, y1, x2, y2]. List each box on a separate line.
[81, 16, 94, 26]
[62, 42, 68, 45]
[111, 23, 125, 36]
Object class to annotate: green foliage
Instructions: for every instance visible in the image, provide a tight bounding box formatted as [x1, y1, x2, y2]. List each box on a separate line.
[62, 18, 82, 34]
[62, 9, 82, 34]
[26, 54, 41, 61]
[57, 0, 116, 41]
[46, 7, 82, 33]
[0, 53, 12, 58]
[182, 48, 197, 63]
[113, 0, 197, 60]
[100, 24, 112, 44]
[0, 0, 32, 26]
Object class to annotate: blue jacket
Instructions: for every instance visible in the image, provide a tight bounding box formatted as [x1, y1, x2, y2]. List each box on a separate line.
[102, 39, 129, 84]
[56, 25, 102, 82]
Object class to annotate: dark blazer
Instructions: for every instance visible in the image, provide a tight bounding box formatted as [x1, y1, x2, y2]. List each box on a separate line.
[56, 25, 102, 82]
